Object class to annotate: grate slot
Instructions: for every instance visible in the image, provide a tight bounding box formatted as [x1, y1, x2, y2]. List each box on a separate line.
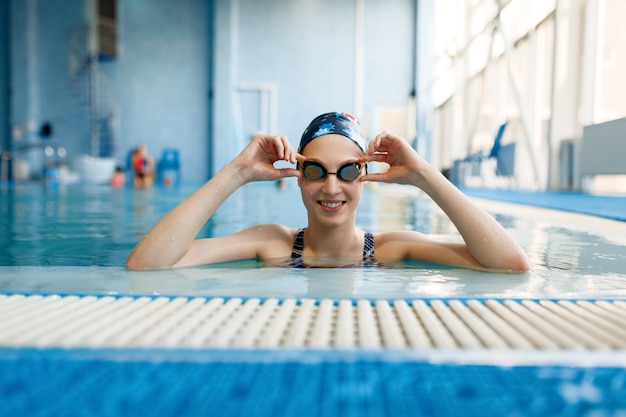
[162, 298, 224, 346]
[210, 298, 260, 347]
[5, 296, 99, 346]
[335, 299, 355, 348]
[593, 301, 626, 324]
[522, 300, 608, 349]
[0, 295, 625, 351]
[448, 300, 508, 348]
[412, 300, 457, 348]
[540, 300, 625, 348]
[0, 295, 72, 339]
[184, 298, 238, 347]
[309, 299, 334, 348]
[33, 296, 118, 346]
[0, 294, 34, 314]
[613, 301, 626, 312]
[376, 300, 406, 348]
[58, 296, 140, 346]
[486, 300, 558, 349]
[136, 297, 207, 346]
[357, 299, 381, 348]
[93, 297, 171, 346]
[258, 298, 297, 348]
[431, 300, 482, 348]
[284, 298, 315, 348]
[504, 300, 583, 349]
[393, 300, 431, 348]
[466, 299, 533, 349]
[233, 298, 279, 348]
[575, 300, 626, 330]
[111, 297, 190, 346]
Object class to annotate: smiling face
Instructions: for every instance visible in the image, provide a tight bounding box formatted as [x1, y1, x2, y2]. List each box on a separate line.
[298, 134, 366, 230]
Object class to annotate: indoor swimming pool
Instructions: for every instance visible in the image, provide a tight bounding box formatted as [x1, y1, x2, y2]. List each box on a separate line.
[1, 181, 626, 299]
[1, 181, 626, 416]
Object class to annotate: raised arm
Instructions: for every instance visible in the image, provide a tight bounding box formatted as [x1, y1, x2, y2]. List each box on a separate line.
[126, 134, 300, 270]
[362, 131, 530, 272]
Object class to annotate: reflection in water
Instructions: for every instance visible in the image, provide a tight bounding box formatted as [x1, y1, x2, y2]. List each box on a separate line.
[2, 262, 624, 300]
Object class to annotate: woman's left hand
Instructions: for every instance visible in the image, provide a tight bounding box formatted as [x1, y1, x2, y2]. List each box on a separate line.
[360, 131, 429, 186]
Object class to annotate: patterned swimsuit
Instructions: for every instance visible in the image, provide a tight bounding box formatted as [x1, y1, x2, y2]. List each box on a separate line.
[289, 228, 376, 268]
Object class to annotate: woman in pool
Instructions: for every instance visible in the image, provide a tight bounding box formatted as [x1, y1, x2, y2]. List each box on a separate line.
[127, 112, 530, 272]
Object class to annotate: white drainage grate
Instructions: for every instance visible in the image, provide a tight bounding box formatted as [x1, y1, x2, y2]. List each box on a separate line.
[1, 294, 626, 350]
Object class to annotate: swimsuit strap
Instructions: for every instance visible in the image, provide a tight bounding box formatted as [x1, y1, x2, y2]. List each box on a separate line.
[362, 232, 375, 267]
[290, 228, 306, 268]
[290, 228, 376, 268]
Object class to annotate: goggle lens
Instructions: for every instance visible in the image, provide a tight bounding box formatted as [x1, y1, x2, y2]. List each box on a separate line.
[302, 163, 325, 180]
[338, 164, 362, 181]
[301, 161, 363, 182]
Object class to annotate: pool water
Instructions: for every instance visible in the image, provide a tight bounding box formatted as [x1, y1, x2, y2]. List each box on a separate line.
[1, 181, 626, 299]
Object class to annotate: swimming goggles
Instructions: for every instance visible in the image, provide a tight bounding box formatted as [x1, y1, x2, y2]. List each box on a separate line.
[300, 161, 365, 182]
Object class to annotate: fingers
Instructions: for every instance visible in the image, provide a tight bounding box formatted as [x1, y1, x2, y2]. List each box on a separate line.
[277, 135, 298, 164]
[254, 134, 299, 164]
[360, 172, 390, 183]
[363, 153, 389, 164]
[276, 167, 301, 179]
[268, 134, 287, 160]
[367, 131, 393, 153]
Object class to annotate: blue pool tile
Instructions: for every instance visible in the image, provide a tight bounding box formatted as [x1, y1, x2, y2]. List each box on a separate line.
[1, 349, 626, 417]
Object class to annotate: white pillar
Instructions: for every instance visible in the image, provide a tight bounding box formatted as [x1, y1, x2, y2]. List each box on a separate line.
[547, 0, 585, 190]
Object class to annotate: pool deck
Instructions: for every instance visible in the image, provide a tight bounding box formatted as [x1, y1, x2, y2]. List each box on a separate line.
[2, 293, 626, 416]
[462, 187, 626, 222]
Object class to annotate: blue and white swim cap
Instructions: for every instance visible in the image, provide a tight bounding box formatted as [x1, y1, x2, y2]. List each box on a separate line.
[298, 112, 367, 153]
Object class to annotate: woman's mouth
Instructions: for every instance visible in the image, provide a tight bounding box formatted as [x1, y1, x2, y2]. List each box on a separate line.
[318, 200, 345, 211]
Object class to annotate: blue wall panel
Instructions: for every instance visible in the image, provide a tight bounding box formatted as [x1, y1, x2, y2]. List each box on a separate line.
[4, 0, 415, 183]
[114, 0, 210, 182]
[212, 0, 417, 173]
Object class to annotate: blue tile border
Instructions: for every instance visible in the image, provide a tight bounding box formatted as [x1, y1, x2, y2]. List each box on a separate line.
[1, 347, 625, 417]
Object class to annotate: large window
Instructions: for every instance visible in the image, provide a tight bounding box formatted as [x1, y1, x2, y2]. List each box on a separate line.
[594, 0, 626, 122]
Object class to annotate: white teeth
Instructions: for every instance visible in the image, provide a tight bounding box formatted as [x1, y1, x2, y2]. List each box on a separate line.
[320, 201, 342, 208]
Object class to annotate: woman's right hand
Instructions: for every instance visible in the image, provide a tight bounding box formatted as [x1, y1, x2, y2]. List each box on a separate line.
[233, 134, 301, 183]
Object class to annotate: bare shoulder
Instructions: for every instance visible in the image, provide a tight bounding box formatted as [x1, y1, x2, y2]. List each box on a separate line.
[234, 223, 297, 258]
[373, 230, 432, 245]
[236, 223, 297, 241]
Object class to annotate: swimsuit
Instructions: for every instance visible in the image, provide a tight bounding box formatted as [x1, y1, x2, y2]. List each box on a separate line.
[289, 228, 376, 268]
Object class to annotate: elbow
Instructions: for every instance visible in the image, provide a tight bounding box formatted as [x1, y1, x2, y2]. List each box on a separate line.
[126, 250, 150, 271]
[478, 250, 531, 273]
[507, 252, 531, 273]
[125, 254, 141, 271]
[126, 249, 177, 271]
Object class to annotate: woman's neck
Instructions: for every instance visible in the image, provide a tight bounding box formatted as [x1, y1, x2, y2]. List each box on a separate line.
[303, 223, 363, 258]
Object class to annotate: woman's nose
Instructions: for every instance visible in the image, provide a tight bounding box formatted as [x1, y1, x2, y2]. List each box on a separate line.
[321, 173, 341, 193]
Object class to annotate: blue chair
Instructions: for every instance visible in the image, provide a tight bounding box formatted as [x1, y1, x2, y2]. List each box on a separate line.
[158, 148, 181, 186]
[488, 121, 507, 159]
[452, 122, 508, 186]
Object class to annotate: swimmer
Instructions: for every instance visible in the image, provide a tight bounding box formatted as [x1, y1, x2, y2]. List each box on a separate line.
[132, 144, 155, 188]
[126, 112, 530, 271]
